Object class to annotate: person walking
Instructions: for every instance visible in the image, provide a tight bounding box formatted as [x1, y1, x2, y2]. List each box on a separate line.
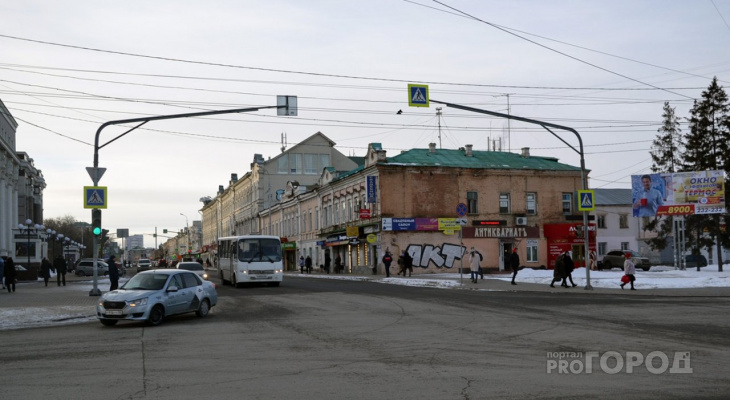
[324, 252, 331, 274]
[403, 251, 413, 277]
[305, 255, 313, 274]
[564, 251, 578, 287]
[4, 256, 17, 293]
[107, 254, 119, 291]
[550, 252, 569, 288]
[335, 255, 343, 274]
[469, 247, 482, 283]
[40, 257, 52, 287]
[0, 255, 5, 290]
[298, 255, 305, 274]
[621, 252, 636, 290]
[54, 255, 67, 286]
[509, 248, 520, 285]
[382, 249, 393, 277]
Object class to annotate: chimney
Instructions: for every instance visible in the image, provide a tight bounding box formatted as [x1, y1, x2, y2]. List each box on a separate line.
[231, 173, 238, 183]
[428, 143, 436, 154]
[465, 144, 473, 157]
[521, 147, 530, 158]
[375, 149, 387, 161]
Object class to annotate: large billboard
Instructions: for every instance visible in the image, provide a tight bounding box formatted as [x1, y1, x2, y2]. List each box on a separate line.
[631, 170, 725, 217]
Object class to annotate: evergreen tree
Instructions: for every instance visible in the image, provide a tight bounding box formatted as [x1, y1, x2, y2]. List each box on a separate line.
[683, 77, 730, 271]
[650, 102, 682, 173]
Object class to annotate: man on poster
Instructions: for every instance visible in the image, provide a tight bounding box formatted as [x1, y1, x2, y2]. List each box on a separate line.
[633, 174, 664, 217]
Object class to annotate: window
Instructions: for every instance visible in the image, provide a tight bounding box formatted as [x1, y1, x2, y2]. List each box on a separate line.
[320, 154, 330, 169]
[304, 154, 317, 174]
[620, 242, 630, 251]
[598, 242, 607, 256]
[526, 239, 538, 262]
[619, 214, 628, 229]
[526, 192, 537, 215]
[562, 193, 572, 214]
[467, 191, 478, 214]
[289, 154, 302, 174]
[597, 214, 606, 229]
[276, 156, 288, 173]
[499, 193, 511, 214]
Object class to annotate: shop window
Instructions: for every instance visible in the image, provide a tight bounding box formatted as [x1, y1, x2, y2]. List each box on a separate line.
[526, 240, 538, 262]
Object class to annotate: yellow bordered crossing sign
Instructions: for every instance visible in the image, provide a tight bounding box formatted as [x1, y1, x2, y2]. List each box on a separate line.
[84, 186, 108, 209]
[408, 84, 429, 107]
[577, 190, 595, 212]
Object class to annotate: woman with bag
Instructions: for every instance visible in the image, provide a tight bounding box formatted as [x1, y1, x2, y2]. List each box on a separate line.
[621, 252, 636, 290]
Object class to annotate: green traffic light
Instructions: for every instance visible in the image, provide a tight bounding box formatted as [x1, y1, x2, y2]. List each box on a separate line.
[93, 227, 102, 236]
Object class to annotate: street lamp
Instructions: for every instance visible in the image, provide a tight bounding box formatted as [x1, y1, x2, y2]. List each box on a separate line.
[181, 213, 190, 255]
[18, 219, 44, 270]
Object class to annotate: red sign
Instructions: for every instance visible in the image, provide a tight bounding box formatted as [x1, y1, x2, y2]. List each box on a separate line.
[656, 204, 695, 216]
[359, 209, 371, 219]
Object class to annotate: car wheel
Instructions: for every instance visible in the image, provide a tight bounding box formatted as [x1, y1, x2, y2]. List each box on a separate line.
[233, 274, 241, 288]
[146, 305, 165, 326]
[642, 266, 650, 271]
[196, 299, 210, 317]
[219, 269, 228, 285]
[100, 319, 118, 326]
[77, 270, 86, 277]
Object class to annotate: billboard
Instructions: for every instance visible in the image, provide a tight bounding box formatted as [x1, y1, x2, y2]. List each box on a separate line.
[631, 170, 725, 217]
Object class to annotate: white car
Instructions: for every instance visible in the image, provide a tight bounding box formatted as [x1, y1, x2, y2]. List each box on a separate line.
[176, 261, 209, 280]
[136, 259, 152, 272]
[96, 269, 218, 326]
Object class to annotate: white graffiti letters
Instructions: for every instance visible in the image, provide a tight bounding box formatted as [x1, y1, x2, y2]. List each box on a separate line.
[406, 243, 466, 269]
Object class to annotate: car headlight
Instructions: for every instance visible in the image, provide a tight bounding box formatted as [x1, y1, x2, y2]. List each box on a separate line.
[203, 272, 209, 280]
[129, 298, 148, 308]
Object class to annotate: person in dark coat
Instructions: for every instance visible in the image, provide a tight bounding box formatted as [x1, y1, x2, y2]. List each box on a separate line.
[564, 251, 577, 287]
[550, 252, 569, 288]
[509, 248, 520, 285]
[382, 249, 393, 278]
[334, 255, 343, 274]
[324, 252, 331, 274]
[403, 251, 413, 277]
[54, 255, 67, 286]
[40, 257, 52, 286]
[107, 255, 119, 291]
[4, 256, 17, 293]
[305, 255, 313, 274]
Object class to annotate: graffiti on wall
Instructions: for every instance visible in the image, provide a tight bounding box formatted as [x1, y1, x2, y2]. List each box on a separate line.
[406, 243, 466, 269]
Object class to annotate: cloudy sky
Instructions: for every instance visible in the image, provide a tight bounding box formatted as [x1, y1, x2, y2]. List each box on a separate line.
[2, 1, 729, 247]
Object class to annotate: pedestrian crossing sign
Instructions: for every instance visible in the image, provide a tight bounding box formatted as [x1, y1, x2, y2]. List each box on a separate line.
[84, 186, 107, 209]
[577, 190, 595, 211]
[408, 84, 429, 107]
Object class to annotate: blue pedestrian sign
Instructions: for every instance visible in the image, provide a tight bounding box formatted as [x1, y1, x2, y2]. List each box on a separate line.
[577, 190, 595, 211]
[408, 84, 429, 107]
[84, 186, 108, 209]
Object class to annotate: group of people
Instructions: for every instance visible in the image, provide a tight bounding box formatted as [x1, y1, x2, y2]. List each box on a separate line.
[298, 255, 313, 274]
[38, 255, 69, 287]
[380, 248, 413, 277]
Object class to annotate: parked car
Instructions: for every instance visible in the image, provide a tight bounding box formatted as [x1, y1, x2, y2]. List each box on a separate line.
[601, 250, 651, 271]
[96, 269, 218, 326]
[136, 259, 152, 273]
[176, 261, 208, 280]
[75, 259, 109, 276]
[685, 254, 708, 268]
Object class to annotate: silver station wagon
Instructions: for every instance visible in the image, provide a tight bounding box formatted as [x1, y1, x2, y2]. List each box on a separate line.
[96, 269, 218, 326]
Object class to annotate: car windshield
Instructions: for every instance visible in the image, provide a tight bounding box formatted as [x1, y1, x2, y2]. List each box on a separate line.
[121, 273, 169, 290]
[237, 238, 282, 262]
[178, 262, 203, 271]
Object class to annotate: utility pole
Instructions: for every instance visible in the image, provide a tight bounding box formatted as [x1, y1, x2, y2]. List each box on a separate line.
[436, 107, 443, 149]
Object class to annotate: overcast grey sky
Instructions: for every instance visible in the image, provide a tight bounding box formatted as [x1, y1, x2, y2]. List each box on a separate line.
[2, 0, 729, 247]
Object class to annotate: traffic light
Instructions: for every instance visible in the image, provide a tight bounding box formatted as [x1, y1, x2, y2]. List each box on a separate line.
[163, 229, 168, 234]
[101, 229, 109, 245]
[92, 209, 102, 236]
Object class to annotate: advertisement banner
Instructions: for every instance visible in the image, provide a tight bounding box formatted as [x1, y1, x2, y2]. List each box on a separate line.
[631, 170, 725, 217]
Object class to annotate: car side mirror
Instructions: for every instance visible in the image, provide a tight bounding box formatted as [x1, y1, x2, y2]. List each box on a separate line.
[167, 286, 179, 293]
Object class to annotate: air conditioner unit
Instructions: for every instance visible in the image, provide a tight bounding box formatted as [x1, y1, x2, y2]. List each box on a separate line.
[515, 217, 527, 226]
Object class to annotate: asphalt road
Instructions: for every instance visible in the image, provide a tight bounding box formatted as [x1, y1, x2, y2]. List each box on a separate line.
[1, 277, 728, 399]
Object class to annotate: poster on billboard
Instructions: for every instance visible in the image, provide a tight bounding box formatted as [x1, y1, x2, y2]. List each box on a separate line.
[631, 170, 725, 217]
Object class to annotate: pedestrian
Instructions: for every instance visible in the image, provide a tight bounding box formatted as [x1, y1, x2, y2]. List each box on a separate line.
[469, 247, 482, 283]
[54, 255, 67, 286]
[4, 256, 16, 293]
[305, 255, 312, 274]
[40, 257, 52, 286]
[205, 258, 211, 269]
[564, 251, 577, 287]
[510, 248, 520, 286]
[298, 255, 305, 274]
[403, 251, 413, 277]
[550, 252, 569, 288]
[382, 249, 393, 277]
[0, 255, 5, 290]
[107, 254, 119, 291]
[621, 252, 636, 290]
[335, 255, 343, 274]
[324, 252, 331, 274]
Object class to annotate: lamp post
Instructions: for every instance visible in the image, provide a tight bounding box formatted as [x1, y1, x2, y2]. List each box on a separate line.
[18, 219, 44, 270]
[180, 213, 190, 256]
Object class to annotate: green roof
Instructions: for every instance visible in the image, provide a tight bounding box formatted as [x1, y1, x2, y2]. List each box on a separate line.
[385, 148, 583, 172]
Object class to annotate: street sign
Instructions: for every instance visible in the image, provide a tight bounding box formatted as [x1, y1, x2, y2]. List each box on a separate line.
[577, 190, 595, 211]
[456, 203, 467, 217]
[457, 218, 468, 226]
[84, 186, 108, 209]
[86, 167, 106, 183]
[408, 84, 429, 107]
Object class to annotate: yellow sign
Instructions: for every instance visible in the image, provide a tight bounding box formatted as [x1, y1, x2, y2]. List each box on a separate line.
[438, 218, 461, 231]
[443, 230, 455, 235]
[408, 84, 429, 107]
[366, 233, 377, 244]
[83, 186, 107, 209]
[577, 190, 595, 212]
[346, 226, 359, 238]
